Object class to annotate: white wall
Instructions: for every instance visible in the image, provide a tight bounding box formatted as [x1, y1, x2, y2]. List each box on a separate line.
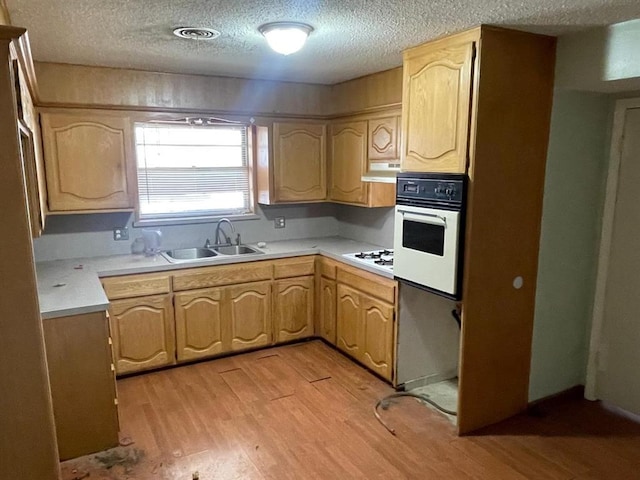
[556, 19, 640, 93]
[334, 204, 395, 248]
[528, 90, 612, 401]
[33, 203, 339, 261]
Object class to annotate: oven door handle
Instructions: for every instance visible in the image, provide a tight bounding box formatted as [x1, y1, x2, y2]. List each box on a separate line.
[398, 209, 447, 227]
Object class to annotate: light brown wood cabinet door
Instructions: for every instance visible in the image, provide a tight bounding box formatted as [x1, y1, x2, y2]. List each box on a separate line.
[174, 288, 224, 362]
[41, 111, 136, 211]
[273, 276, 314, 342]
[319, 276, 337, 344]
[273, 122, 326, 202]
[273, 276, 315, 342]
[360, 294, 394, 381]
[328, 121, 369, 205]
[368, 116, 399, 162]
[227, 281, 272, 352]
[336, 284, 363, 358]
[109, 294, 175, 375]
[401, 41, 474, 173]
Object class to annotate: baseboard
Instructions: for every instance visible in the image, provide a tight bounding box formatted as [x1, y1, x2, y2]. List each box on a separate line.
[527, 385, 585, 416]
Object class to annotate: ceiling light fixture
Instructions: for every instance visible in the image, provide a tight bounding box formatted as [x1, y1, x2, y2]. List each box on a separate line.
[258, 22, 314, 55]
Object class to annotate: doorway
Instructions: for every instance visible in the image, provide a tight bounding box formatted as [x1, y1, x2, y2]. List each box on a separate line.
[587, 98, 640, 414]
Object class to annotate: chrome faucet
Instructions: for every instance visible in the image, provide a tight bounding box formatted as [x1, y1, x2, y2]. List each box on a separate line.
[215, 218, 235, 246]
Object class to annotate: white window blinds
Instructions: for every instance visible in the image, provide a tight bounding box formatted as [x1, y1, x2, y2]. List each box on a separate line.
[135, 123, 252, 220]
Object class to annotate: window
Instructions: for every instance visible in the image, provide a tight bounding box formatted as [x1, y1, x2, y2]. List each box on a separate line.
[134, 122, 253, 223]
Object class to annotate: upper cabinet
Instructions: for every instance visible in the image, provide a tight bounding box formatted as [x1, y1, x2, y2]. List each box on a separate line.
[273, 122, 326, 202]
[328, 120, 396, 207]
[328, 120, 368, 204]
[368, 115, 400, 162]
[257, 122, 327, 205]
[41, 110, 137, 212]
[401, 39, 474, 173]
[11, 47, 47, 237]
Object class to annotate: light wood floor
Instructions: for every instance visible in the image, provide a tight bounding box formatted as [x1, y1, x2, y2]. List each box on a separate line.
[61, 340, 640, 479]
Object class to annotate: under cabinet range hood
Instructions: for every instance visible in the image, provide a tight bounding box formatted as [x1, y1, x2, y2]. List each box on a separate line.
[361, 162, 400, 183]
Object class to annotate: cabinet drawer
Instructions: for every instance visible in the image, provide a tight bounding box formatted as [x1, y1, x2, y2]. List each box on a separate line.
[101, 273, 171, 300]
[173, 261, 273, 291]
[273, 256, 315, 279]
[337, 265, 396, 304]
[318, 257, 338, 280]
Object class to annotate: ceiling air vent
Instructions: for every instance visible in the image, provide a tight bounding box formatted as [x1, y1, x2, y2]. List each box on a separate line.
[172, 27, 221, 40]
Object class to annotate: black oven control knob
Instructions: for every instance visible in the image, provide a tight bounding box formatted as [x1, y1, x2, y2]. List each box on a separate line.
[445, 186, 454, 197]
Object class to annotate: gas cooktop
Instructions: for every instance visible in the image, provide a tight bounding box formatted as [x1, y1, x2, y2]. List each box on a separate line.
[342, 249, 394, 273]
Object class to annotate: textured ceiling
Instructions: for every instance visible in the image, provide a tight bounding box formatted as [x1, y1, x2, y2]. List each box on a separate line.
[7, 0, 640, 84]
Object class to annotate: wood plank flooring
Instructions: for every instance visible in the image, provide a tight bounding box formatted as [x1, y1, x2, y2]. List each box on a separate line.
[60, 340, 640, 479]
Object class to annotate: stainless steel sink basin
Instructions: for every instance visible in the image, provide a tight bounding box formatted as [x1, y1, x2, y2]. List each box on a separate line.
[214, 245, 263, 256]
[161, 244, 263, 263]
[162, 247, 218, 262]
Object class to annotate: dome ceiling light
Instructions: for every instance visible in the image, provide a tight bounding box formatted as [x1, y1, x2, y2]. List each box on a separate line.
[258, 22, 314, 55]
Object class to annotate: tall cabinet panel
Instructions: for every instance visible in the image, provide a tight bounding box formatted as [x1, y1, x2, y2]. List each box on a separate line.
[400, 27, 556, 434]
[41, 110, 136, 211]
[43, 311, 119, 460]
[401, 40, 474, 173]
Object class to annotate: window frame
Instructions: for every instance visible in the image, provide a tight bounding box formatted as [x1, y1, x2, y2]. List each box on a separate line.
[132, 119, 258, 227]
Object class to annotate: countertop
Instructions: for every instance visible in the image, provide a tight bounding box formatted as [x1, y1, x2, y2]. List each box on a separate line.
[36, 236, 392, 320]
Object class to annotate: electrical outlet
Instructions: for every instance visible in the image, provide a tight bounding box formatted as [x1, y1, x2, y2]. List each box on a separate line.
[113, 227, 129, 241]
[274, 216, 286, 229]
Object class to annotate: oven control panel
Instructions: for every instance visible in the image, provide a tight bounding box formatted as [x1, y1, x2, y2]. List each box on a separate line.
[396, 172, 466, 207]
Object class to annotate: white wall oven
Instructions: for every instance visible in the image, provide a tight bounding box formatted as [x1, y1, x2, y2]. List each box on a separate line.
[393, 173, 467, 300]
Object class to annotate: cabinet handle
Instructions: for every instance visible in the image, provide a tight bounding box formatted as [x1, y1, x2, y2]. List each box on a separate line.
[111, 363, 115, 372]
[108, 337, 113, 345]
[398, 209, 447, 226]
[114, 398, 119, 406]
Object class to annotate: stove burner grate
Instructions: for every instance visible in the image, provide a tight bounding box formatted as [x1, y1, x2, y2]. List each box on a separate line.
[374, 259, 394, 266]
[355, 252, 382, 259]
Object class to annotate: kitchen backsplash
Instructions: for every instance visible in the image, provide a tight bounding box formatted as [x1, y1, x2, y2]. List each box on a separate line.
[335, 205, 395, 247]
[32, 203, 396, 262]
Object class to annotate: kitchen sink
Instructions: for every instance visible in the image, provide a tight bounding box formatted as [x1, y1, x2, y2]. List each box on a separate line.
[162, 247, 218, 262]
[161, 245, 263, 263]
[213, 245, 263, 256]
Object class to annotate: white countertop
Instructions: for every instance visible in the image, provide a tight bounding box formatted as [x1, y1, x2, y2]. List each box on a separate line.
[36, 236, 393, 319]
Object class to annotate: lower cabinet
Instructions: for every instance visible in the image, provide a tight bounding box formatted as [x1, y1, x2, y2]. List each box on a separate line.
[318, 276, 337, 344]
[336, 272, 396, 382]
[174, 281, 272, 361]
[103, 256, 396, 381]
[360, 295, 395, 379]
[174, 288, 224, 362]
[273, 276, 314, 343]
[228, 281, 272, 351]
[109, 294, 175, 375]
[43, 311, 119, 460]
[337, 284, 363, 358]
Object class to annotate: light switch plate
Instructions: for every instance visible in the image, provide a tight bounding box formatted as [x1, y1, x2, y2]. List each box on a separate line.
[274, 217, 286, 229]
[113, 227, 129, 241]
